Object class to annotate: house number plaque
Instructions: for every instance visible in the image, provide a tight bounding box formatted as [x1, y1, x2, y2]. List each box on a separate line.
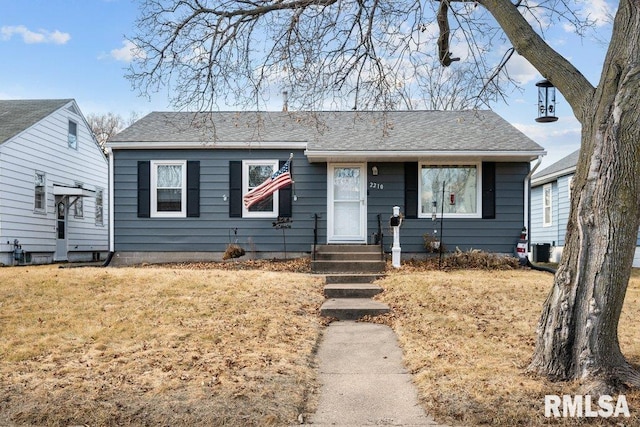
[369, 182, 384, 190]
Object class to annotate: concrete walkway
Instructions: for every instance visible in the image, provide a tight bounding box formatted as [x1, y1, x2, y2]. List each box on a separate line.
[305, 321, 444, 426]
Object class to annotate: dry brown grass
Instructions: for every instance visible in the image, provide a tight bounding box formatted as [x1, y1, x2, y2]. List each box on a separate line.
[4, 255, 640, 427]
[376, 266, 640, 426]
[0, 264, 325, 426]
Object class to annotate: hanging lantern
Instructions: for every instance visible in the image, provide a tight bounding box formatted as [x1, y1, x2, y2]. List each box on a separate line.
[535, 79, 558, 123]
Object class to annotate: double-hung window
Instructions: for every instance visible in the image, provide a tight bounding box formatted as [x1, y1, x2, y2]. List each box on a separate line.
[74, 182, 84, 218]
[242, 160, 279, 218]
[68, 120, 78, 149]
[543, 183, 553, 227]
[151, 160, 187, 217]
[418, 163, 480, 218]
[95, 189, 104, 226]
[34, 171, 46, 213]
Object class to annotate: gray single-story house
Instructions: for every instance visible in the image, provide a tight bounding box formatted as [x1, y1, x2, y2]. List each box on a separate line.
[106, 110, 545, 265]
[531, 149, 640, 266]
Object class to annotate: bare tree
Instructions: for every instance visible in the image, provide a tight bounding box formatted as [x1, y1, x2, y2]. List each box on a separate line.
[87, 112, 140, 152]
[127, 1, 516, 111]
[127, 0, 640, 394]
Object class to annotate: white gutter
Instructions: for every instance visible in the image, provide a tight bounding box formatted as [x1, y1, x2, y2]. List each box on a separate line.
[107, 147, 114, 253]
[524, 157, 543, 236]
[304, 149, 546, 162]
[531, 165, 577, 187]
[107, 140, 308, 150]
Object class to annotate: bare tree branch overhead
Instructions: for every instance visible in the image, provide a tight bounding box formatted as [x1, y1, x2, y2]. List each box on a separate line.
[127, 0, 564, 111]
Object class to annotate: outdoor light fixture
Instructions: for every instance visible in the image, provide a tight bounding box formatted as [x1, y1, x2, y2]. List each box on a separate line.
[535, 79, 558, 123]
[371, 166, 378, 176]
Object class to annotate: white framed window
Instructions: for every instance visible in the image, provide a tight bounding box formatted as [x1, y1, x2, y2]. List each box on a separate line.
[543, 183, 553, 227]
[34, 171, 46, 214]
[242, 159, 279, 218]
[95, 188, 104, 226]
[418, 163, 481, 218]
[151, 160, 187, 217]
[68, 120, 78, 149]
[74, 182, 84, 218]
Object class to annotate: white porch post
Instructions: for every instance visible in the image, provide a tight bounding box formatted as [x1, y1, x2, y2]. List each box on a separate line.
[391, 206, 402, 268]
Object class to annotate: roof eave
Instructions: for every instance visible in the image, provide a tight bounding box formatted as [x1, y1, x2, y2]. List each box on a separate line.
[107, 140, 308, 150]
[531, 166, 577, 186]
[304, 149, 547, 163]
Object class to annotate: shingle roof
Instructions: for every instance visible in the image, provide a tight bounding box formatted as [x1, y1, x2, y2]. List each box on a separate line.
[109, 110, 545, 155]
[532, 149, 580, 184]
[0, 99, 73, 144]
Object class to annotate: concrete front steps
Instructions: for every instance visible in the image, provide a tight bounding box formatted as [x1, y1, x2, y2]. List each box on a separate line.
[311, 244, 386, 274]
[315, 245, 390, 320]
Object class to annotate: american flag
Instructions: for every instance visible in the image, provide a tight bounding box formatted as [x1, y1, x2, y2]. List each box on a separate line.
[243, 159, 293, 209]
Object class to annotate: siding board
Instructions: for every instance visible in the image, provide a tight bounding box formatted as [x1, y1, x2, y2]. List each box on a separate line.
[0, 102, 108, 259]
[114, 154, 528, 257]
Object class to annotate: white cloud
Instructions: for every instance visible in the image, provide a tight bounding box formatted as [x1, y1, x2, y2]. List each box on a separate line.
[506, 53, 539, 85]
[1, 25, 70, 44]
[583, 0, 614, 27]
[106, 40, 144, 62]
[563, 0, 615, 33]
[49, 30, 71, 44]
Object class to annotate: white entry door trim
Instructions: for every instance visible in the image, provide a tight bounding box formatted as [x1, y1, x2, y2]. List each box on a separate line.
[54, 196, 68, 261]
[327, 163, 367, 243]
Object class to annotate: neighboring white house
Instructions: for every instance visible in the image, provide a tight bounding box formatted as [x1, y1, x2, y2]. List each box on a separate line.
[531, 149, 640, 266]
[0, 99, 109, 265]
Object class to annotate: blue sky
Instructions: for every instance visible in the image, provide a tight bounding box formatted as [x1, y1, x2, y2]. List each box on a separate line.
[0, 0, 615, 170]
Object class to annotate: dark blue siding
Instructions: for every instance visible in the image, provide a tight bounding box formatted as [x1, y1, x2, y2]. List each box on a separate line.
[366, 162, 529, 255]
[114, 152, 529, 257]
[113, 149, 326, 253]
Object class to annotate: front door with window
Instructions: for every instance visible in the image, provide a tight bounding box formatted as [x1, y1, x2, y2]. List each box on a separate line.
[54, 196, 68, 261]
[328, 164, 367, 243]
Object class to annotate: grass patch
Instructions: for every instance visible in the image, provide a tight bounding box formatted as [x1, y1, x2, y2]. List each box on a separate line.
[376, 266, 640, 425]
[4, 257, 640, 426]
[0, 265, 325, 426]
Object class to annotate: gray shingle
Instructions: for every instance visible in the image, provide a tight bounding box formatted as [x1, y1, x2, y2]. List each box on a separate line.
[532, 149, 580, 181]
[110, 110, 544, 153]
[0, 99, 73, 144]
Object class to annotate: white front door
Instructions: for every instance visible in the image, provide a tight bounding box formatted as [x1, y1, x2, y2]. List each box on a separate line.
[328, 163, 367, 243]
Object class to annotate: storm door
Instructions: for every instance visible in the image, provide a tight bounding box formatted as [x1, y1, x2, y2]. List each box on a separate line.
[54, 196, 68, 261]
[327, 164, 367, 243]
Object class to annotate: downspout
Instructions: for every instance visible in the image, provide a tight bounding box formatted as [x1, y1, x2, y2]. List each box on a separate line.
[524, 157, 556, 274]
[524, 157, 542, 233]
[102, 147, 115, 267]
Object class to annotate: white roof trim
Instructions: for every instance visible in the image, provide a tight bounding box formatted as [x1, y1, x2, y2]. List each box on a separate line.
[531, 166, 576, 186]
[53, 185, 96, 197]
[304, 149, 546, 163]
[107, 140, 308, 150]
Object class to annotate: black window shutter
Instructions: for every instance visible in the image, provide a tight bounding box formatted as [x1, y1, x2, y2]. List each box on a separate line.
[278, 160, 293, 218]
[137, 161, 150, 218]
[187, 161, 200, 217]
[404, 162, 418, 219]
[482, 162, 496, 219]
[229, 161, 242, 217]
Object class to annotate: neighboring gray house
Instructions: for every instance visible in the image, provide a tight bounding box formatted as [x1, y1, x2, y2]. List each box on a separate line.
[107, 110, 545, 265]
[531, 149, 640, 266]
[0, 99, 109, 265]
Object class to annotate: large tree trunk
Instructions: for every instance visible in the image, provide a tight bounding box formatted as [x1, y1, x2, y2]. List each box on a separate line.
[526, 0, 640, 393]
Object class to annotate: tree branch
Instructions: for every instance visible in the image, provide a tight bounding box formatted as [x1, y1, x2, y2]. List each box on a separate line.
[478, 0, 595, 121]
[437, 1, 460, 66]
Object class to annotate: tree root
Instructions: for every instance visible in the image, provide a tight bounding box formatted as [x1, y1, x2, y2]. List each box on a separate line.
[579, 363, 640, 396]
